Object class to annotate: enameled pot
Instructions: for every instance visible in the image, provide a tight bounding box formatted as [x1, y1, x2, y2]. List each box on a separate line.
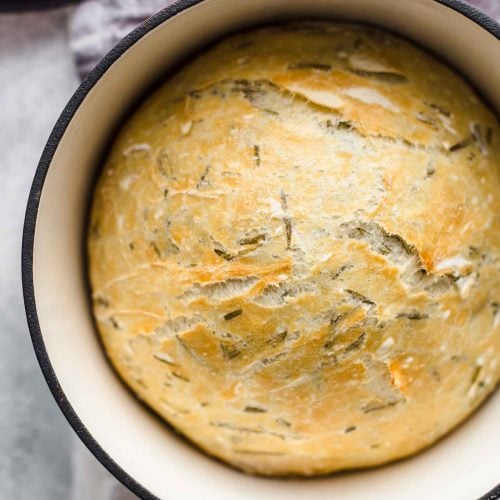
[22, 1, 500, 498]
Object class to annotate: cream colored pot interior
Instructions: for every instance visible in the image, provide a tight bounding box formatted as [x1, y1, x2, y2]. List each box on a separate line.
[32, 0, 499, 498]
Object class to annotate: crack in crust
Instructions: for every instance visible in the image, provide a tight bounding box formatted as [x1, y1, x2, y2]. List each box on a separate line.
[337, 220, 465, 296]
[195, 78, 456, 154]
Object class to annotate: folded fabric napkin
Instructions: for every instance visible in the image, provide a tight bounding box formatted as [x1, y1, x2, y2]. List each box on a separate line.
[68, 0, 499, 78]
[69, 0, 175, 78]
[67, 1, 498, 498]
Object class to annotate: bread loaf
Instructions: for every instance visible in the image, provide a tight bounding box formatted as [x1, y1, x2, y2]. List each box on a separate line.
[88, 22, 500, 476]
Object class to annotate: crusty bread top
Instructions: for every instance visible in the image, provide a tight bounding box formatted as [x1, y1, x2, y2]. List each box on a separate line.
[88, 23, 500, 476]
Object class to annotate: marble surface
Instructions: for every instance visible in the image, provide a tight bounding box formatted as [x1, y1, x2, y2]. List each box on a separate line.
[0, 8, 140, 499]
[0, 8, 78, 500]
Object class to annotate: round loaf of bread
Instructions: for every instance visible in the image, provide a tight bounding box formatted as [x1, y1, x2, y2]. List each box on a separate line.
[88, 22, 500, 476]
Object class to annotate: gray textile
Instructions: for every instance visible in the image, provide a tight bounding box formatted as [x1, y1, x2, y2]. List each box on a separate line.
[0, 8, 77, 500]
[69, 0, 175, 77]
[68, 0, 500, 78]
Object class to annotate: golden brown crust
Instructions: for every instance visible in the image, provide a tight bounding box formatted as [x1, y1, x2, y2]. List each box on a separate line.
[88, 22, 500, 476]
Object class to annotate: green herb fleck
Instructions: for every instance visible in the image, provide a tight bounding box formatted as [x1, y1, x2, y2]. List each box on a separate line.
[260, 352, 287, 366]
[267, 329, 288, 346]
[157, 148, 173, 178]
[345, 332, 366, 353]
[209, 421, 264, 434]
[470, 365, 481, 385]
[95, 296, 110, 308]
[354, 226, 370, 236]
[276, 418, 291, 427]
[288, 62, 332, 71]
[280, 191, 292, 249]
[331, 264, 351, 280]
[325, 119, 335, 132]
[134, 379, 148, 389]
[150, 241, 162, 258]
[244, 406, 267, 413]
[449, 137, 472, 152]
[284, 218, 292, 249]
[196, 165, 210, 188]
[415, 112, 435, 125]
[253, 145, 261, 166]
[337, 120, 353, 130]
[224, 309, 243, 321]
[427, 102, 451, 117]
[350, 69, 407, 84]
[324, 339, 335, 350]
[470, 122, 489, 155]
[171, 372, 190, 382]
[362, 401, 397, 413]
[109, 316, 121, 330]
[213, 247, 234, 260]
[153, 352, 177, 366]
[331, 312, 349, 325]
[397, 311, 429, 320]
[345, 289, 375, 305]
[239, 233, 266, 245]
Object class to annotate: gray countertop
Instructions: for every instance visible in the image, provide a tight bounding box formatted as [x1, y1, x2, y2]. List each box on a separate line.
[0, 8, 137, 499]
[0, 8, 78, 500]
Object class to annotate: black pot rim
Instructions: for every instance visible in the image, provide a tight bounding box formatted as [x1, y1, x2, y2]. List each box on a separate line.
[21, 1, 500, 499]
